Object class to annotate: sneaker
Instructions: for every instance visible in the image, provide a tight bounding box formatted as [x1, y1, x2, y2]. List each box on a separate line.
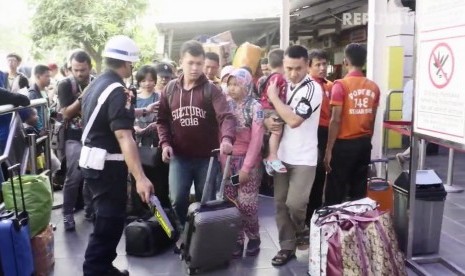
[63, 214, 75, 232]
[173, 239, 183, 255]
[84, 212, 95, 222]
[232, 242, 244, 258]
[246, 239, 261, 256]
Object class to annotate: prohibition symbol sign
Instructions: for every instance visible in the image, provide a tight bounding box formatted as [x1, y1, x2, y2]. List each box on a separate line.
[429, 42, 454, 89]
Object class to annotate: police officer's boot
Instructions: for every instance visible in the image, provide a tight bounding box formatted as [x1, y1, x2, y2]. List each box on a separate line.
[103, 266, 129, 276]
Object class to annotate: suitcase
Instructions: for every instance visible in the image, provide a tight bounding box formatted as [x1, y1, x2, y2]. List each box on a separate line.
[179, 150, 241, 275]
[367, 158, 394, 212]
[0, 164, 35, 276]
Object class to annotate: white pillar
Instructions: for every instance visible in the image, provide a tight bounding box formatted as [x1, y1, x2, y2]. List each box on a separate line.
[367, 0, 388, 160]
[280, 0, 290, 49]
[156, 33, 166, 57]
[167, 29, 174, 59]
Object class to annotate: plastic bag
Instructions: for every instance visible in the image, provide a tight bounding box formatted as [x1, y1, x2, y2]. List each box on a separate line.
[2, 173, 52, 237]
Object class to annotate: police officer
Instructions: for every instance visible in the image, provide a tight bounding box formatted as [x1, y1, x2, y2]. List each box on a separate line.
[80, 35, 153, 276]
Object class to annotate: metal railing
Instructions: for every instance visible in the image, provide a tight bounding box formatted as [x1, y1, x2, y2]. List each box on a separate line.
[0, 98, 53, 210]
[383, 90, 405, 156]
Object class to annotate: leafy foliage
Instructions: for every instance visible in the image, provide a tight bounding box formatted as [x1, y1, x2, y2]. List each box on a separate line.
[30, 0, 148, 72]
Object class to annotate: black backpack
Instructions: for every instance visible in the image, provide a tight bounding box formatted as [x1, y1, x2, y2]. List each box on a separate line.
[125, 214, 179, 256]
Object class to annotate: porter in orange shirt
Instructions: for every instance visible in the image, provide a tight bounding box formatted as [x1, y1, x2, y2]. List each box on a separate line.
[324, 43, 380, 205]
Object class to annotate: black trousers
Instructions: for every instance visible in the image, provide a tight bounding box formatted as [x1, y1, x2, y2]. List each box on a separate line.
[324, 136, 372, 206]
[129, 162, 171, 216]
[306, 126, 328, 224]
[82, 162, 127, 276]
[145, 162, 170, 208]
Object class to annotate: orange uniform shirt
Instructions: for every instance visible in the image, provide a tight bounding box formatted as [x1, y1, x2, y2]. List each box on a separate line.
[330, 71, 380, 139]
[310, 76, 333, 127]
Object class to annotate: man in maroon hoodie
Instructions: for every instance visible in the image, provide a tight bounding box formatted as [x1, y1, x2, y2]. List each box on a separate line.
[157, 40, 236, 225]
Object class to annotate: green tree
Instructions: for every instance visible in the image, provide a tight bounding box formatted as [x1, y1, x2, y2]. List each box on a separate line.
[133, 27, 158, 67]
[30, 0, 148, 73]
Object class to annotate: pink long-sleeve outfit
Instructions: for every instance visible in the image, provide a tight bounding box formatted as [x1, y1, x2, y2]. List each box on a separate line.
[222, 96, 265, 244]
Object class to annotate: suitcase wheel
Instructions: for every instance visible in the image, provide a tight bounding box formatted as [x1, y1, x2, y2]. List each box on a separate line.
[187, 267, 199, 275]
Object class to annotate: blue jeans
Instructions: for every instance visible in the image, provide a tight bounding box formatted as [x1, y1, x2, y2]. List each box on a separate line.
[169, 155, 218, 225]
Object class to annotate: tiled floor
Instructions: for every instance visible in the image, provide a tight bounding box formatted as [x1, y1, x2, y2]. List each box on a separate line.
[49, 146, 465, 275]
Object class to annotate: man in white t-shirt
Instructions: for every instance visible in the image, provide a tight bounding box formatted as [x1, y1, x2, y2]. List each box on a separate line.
[266, 45, 322, 266]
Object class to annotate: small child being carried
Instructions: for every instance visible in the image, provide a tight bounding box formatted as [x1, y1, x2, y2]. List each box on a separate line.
[257, 49, 287, 175]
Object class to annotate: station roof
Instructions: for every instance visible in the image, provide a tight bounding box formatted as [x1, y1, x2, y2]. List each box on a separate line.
[155, 0, 367, 59]
[156, 17, 280, 60]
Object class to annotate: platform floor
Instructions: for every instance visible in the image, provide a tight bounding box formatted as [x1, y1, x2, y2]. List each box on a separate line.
[50, 146, 465, 275]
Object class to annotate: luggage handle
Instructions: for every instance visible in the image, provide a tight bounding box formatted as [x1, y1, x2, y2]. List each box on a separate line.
[200, 149, 219, 204]
[8, 164, 27, 215]
[370, 158, 389, 182]
[200, 149, 232, 205]
[7, 163, 29, 229]
[217, 153, 232, 201]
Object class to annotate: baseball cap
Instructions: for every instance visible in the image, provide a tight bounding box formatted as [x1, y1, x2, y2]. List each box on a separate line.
[154, 62, 174, 78]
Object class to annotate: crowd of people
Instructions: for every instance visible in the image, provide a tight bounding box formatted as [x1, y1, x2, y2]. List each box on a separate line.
[0, 35, 380, 275]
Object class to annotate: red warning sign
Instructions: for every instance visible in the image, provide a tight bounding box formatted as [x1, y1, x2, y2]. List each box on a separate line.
[429, 43, 454, 89]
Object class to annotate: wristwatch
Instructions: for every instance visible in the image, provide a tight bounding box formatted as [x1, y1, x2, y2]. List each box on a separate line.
[142, 108, 147, 117]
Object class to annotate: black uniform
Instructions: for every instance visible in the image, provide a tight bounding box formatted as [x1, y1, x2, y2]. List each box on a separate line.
[81, 70, 134, 276]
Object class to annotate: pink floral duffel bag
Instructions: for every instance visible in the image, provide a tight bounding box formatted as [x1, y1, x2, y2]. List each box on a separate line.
[313, 208, 407, 276]
[308, 198, 378, 276]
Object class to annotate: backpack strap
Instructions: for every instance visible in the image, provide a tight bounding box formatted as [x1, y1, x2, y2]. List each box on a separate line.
[203, 81, 212, 107]
[27, 85, 40, 99]
[242, 97, 255, 128]
[69, 77, 78, 96]
[166, 80, 177, 108]
[258, 72, 278, 96]
[203, 81, 216, 119]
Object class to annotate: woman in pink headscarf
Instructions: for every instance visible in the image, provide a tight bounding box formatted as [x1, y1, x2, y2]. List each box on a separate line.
[222, 68, 265, 258]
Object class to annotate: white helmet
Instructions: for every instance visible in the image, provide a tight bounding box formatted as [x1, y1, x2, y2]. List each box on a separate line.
[102, 35, 140, 62]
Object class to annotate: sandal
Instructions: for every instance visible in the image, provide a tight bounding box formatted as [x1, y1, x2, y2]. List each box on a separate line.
[268, 160, 287, 174]
[271, 250, 295, 266]
[264, 160, 275, 176]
